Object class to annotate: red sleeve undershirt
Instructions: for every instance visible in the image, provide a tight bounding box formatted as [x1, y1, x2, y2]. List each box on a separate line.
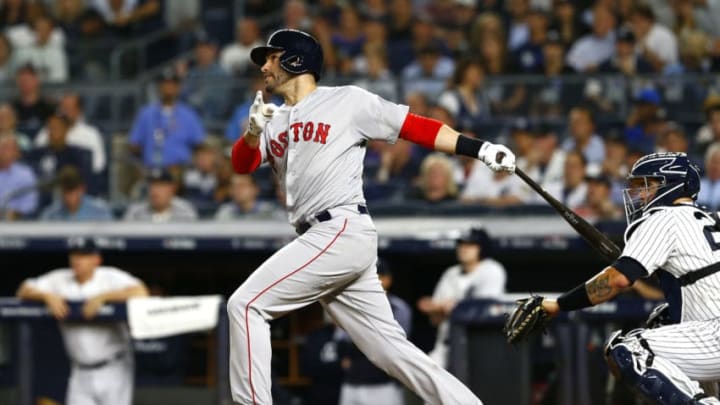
[398, 113, 443, 150]
[231, 136, 262, 174]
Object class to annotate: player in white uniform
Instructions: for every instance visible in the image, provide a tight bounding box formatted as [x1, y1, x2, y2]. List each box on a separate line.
[418, 228, 506, 368]
[226, 29, 516, 405]
[528, 152, 720, 404]
[16, 238, 149, 405]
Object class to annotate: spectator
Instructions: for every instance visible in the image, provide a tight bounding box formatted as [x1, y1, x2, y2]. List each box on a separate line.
[460, 164, 527, 207]
[11, 64, 56, 140]
[215, 174, 282, 220]
[406, 153, 458, 203]
[512, 7, 551, 73]
[696, 95, 720, 151]
[698, 142, 720, 210]
[562, 106, 605, 170]
[508, 118, 534, 172]
[678, 30, 711, 73]
[89, 0, 160, 35]
[602, 132, 630, 205]
[352, 44, 398, 102]
[506, 0, 530, 51]
[373, 138, 423, 185]
[331, 5, 366, 74]
[693, 0, 720, 38]
[225, 75, 282, 143]
[180, 33, 231, 121]
[12, 14, 68, 83]
[576, 174, 622, 220]
[566, 4, 616, 72]
[552, 0, 586, 47]
[624, 88, 664, 154]
[657, 122, 690, 154]
[0, 0, 30, 28]
[629, 3, 679, 72]
[546, 150, 587, 209]
[437, 59, 491, 133]
[24, 114, 93, 197]
[283, 0, 311, 31]
[359, 0, 387, 20]
[417, 228, 506, 368]
[598, 27, 654, 74]
[129, 69, 204, 169]
[182, 142, 219, 203]
[468, 12, 505, 54]
[337, 259, 410, 405]
[479, 34, 527, 115]
[401, 44, 454, 99]
[0, 34, 15, 83]
[0, 134, 37, 220]
[220, 18, 263, 77]
[524, 125, 566, 192]
[39, 166, 112, 221]
[0, 102, 30, 151]
[35, 93, 106, 175]
[528, 31, 575, 119]
[386, 0, 414, 42]
[124, 168, 197, 222]
[16, 237, 149, 405]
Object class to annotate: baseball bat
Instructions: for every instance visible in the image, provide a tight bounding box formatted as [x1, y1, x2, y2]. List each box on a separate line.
[514, 167, 621, 262]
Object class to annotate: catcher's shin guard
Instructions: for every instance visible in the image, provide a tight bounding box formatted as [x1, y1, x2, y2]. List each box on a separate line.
[604, 330, 720, 405]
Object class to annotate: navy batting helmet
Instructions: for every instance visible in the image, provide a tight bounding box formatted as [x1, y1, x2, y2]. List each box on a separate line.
[623, 152, 701, 223]
[250, 29, 323, 80]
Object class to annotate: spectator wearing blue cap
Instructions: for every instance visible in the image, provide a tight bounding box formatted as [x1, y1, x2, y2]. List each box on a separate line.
[417, 228, 506, 369]
[128, 69, 205, 169]
[624, 88, 664, 153]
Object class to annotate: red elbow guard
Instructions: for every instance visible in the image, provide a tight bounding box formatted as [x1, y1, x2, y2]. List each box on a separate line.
[398, 113, 443, 149]
[231, 137, 262, 173]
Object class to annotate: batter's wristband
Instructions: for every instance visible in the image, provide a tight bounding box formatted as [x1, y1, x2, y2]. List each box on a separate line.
[455, 135, 485, 159]
[556, 283, 593, 312]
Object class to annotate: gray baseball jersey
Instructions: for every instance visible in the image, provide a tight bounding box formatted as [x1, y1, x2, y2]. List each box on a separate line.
[258, 85, 408, 225]
[227, 85, 483, 405]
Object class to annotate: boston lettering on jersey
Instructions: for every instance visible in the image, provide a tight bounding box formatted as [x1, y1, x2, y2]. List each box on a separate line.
[269, 121, 332, 158]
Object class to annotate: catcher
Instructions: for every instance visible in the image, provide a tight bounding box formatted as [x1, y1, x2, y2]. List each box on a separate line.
[505, 152, 720, 404]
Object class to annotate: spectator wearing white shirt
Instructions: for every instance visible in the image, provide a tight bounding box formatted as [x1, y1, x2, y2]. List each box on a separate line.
[697, 142, 720, 211]
[460, 162, 528, 207]
[629, 3, 678, 71]
[417, 228, 506, 369]
[12, 15, 68, 83]
[219, 18, 263, 77]
[525, 126, 566, 192]
[545, 150, 588, 209]
[35, 93, 106, 174]
[16, 237, 149, 405]
[561, 106, 605, 172]
[566, 4, 616, 72]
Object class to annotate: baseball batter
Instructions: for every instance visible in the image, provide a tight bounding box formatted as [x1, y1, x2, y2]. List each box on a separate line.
[227, 29, 516, 405]
[531, 152, 720, 404]
[16, 237, 149, 405]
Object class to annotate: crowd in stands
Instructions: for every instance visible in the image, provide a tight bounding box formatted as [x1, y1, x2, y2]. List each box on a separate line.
[4, 0, 720, 222]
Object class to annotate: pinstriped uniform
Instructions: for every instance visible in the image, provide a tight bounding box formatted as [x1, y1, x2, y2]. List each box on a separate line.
[622, 203, 720, 381]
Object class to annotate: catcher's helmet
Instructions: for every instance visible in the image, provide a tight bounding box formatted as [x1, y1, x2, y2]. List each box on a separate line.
[250, 29, 323, 80]
[623, 152, 700, 223]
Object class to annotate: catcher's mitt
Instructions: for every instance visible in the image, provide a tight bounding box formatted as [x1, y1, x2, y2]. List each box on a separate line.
[503, 295, 550, 344]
